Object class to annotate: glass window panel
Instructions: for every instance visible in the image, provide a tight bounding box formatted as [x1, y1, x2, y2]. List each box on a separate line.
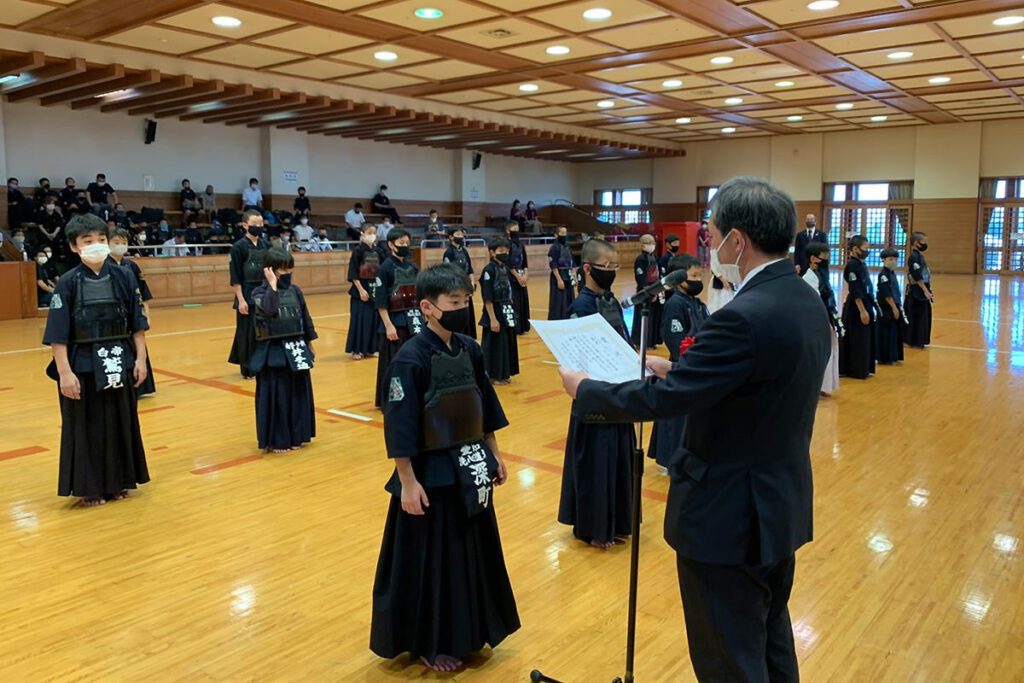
[600, 191, 614, 207]
[984, 251, 1002, 271]
[832, 184, 847, 202]
[621, 190, 642, 206]
[985, 208, 1005, 248]
[827, 209, 843, 244]
[707, 187, 719, 202]
[994, 179, 1007, 199]
[856, 183, 889, 201]
[865, 207, 886, 245]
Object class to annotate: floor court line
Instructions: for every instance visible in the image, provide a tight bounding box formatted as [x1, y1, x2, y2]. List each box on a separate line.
[191, 454, 263, 475]
[0, 446, 48, 462]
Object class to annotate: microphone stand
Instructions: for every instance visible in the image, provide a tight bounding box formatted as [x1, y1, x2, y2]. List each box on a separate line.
[530, 302, 652, 683]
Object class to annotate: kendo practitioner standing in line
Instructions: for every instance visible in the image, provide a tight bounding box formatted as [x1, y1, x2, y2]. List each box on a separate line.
[478, 236, 519, 385]
[630, 234, 664, 349]
[904, 231, 934, 349]
[547, 226, 577, 320]
[558, 238, 635, 549]
[839, 235, 876, 379]
[803, 242, 842, 395]
[659, 234, 681, 277]
[228, 210, 271, 379]
[108, 227, 155, 397]
[505, 221, 531, 335]
[250, 248, 318, 453]
[346, 224, 382, 360]
[43, 214, 150, 508]
[370, 264, 519, 673]
[442, 226, 477, 340]
[374, 229, 422, 408]
[876, 248, 905, 364]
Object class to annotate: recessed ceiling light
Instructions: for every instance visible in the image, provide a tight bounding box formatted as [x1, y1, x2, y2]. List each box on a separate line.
[710, 56, 734, 65]
[662, 79, 683, 88]
[993, 16, 1024, 26]
[721, 127, 736, 134]
[675, 117, 691, 124]
[775, 81, 795, 88]
[724, 97, 743, 105]
[374, 51, 398, 62]
[787, 115, 803, 121]
[519, 83, 539, 92]
[211, 16, 241, 28]
[887, 51, 914, 60]
[870, 115, 887, 122]
[583, 8, 612, 20]
[928, 76, 951, 84]
[835, 102, 854, 110]
[807, 0, 839, 10]
[414, 8, 444, 19]
[546, 45, 570, 56]
[596, 100, 615, 108]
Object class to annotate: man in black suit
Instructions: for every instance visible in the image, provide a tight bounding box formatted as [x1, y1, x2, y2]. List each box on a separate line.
[793, 213, 826, 275]
[560, 176, 830, 683]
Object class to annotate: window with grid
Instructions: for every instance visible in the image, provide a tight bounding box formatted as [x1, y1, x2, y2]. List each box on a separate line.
[594, 188, 652, 224]
[824, 181, 913, 276]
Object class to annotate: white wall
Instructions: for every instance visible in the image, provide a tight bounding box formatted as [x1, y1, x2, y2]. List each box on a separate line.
[484, 153, 576, 205]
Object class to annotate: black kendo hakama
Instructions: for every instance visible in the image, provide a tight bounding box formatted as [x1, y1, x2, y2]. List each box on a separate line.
[558, 287, 636, 545]
[111, 255, 156, 396]
[442, 244, 478, 340]
[345, 242, 382, 356]
[374, 256, 422, 408]
[506, 235, 531, 335]
[370, 328, 519, 666]
[648, 290, 708, 468]
[228, 235, 271, 378]
[630, 250, 664, 349]
[904, 249, 933, 347]
[43, 262, 150, 498]
[479, 260, 520, 382]
[250, 281, 317, 450]
[839, 257, 876, 379]
[875, 266, 905, 364]
[547, 239, 576, 320]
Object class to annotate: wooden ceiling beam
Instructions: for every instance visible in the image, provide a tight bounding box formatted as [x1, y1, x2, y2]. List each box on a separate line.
[324, 109, 417, 137]
[274, 102, 371, 130]
[179, 88, 282, 121]
[6, 64, 124, 103]
[302, 106, 397, 134]
[225, 96, 332, 126]
[149, 84, 253, 118]
[354, 112, 437, 139]
[130, 81, 227, 116]
[212, 93, 308, 124]
[19, 0, 210, 41]
[98, 75, 195, 112]
[2, 58, 87, 95]
[0, 51, 45, 79]
[42, 69, 161, 107]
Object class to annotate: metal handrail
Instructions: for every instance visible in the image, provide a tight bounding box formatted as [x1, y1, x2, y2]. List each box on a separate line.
[125, 239, 361, 256]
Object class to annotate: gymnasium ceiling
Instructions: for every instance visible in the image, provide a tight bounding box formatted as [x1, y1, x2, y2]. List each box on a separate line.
[1, 0, 1023, 160]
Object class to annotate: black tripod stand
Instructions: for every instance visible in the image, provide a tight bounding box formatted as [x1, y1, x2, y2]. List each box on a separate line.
[531, 302, 653, 683]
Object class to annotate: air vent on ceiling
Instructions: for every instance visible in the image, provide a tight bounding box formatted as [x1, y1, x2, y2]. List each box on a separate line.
[481, 28, 517, 39]
[691, 89, 715, 96]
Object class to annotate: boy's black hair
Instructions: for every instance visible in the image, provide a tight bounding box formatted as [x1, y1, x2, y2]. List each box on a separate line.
[249, 177, 259, 185]
[387, 228, 410, 244]
[173, 230, 186, 238]
[8, 177, 17, 184]
[667, 253, 700, 273]
[806, 241, 830, 258]
[354, 202, 363, 209]
[447, 226, 464, 237]
[262, 247, 294, 271]
[416, 263, 472, 303]
[298, 186, 306, 193]
[910, 231, 927, 244]
[665, 233, 679, 244]
[65, 213, 109, 245]
[96, 173, 106, 180]
[182, 178, 190, 185]
[243, 209, 262, 222]
[848, 234, 869, 250]
[581, 236, 614, 263]
[110, 227, 131, 242]
[429, 209, 438, 214]
[488, 236, 510, 251]
[880, 247, 899, 260]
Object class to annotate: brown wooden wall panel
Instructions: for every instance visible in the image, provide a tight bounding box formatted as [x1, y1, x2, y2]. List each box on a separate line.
[0, 261, 38, 320]
[911, 198, 978, 275]
[795, 201, 824, 225]
[650, 203, 701, 223]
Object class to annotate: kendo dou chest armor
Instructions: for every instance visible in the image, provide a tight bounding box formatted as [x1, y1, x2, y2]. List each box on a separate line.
[243, 245, 267, 284]
[493, 266, 512, 303]
[72, 274, 131, 344]
[421, 348, 484, 452]
[450, 247, 470, 272]
[388, 263, 419, 312]
[358, 248, 381, 280]
[595, 295, 625, 334]
[254, 286, 304, 341]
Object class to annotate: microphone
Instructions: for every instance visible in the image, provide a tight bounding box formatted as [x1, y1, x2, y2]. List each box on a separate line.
[621, 269, 688, 308]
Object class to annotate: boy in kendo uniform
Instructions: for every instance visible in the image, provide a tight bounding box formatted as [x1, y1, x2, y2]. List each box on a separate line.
[374, 229, 423, 408]
[346, 225, 382, 360]
[442, 226, 478, 340]
[505, 222, 531, 335]
[547, 226, 577, 320]
[557, 238, 636, 549]
[630, 234, 664, 349]
[839, 235, 876, 380]
[369, 264, 519, 673]
[228, 210, 271, 378]
[904, 232, 934, 349]
[479, 236, 519, 384]
[876, 247, 905, 364]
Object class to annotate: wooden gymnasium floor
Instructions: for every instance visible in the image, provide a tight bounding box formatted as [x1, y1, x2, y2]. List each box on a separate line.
[0, 273, 1022, 682]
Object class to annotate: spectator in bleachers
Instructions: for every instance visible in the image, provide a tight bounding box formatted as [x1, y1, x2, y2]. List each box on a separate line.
[423, 209, 445, 245]
[184, 217, 202, 247]
[11, 228, 27, 259]
[201, 184, 218, 221]
[37, 196, 64, 250]
[72, 188, 92, 215]
[181, 179, 200, 224]
[153, 218, 172, 245]
[86, 173, 117, 215]
[307, 227, 333, 252]
[294, 187, 311, 221]
[161, 230, 191, 257]
[345, 202, 366, 241]
[510, 199, 526, 230]
[7, 177, 28, 229]
[293, 216, 313, 244]
[372, 184, 402, 225]
[242, 177, 263, 212]
[58, 177, 79, 213]
[525, 200, 542, 232]
[205, 221, 231, 255]
[33, 177, 52, 207]
[34, 249, 59, 307]
[377, 215, 394, 244]
[132, 226, 151, 256]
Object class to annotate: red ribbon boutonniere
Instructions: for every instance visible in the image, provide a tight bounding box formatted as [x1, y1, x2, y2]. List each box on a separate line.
[679, 336, 696, 356]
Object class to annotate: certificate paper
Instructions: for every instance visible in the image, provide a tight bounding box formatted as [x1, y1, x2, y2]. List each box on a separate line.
[530, 314, 643, 384]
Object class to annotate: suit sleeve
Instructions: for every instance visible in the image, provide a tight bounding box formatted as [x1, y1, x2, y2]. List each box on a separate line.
[574, 306, 756, 423]
[908, 254, 924, 283]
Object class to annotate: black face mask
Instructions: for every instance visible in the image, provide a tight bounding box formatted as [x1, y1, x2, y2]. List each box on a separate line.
[668, 244, 679, 253]
[806, 221, 815, 229]
[858, 248, 870, 259]
[435, 305, 471, 333]
[508, 231, 519, 241]
[917, 243, 928, 252]
[278, 274, 292, 289]
[589, 266, 616, 291]
[453, 237, 465, 247]
[684, 280, 703, 297]
[495, 253, 508, 264]
[395, 245, 411, 259]
[816, 258, 829, 268]
[557, 235, 567, 244]
[248, 225, 263, 237]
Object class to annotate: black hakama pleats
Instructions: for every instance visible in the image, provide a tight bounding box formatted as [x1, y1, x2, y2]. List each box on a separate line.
[255, 366, 316, 450]
[630, 301, 664, 349]
[876, 316, 904, 364]
[458, 297, 478, 341]
[136, 354, 155, 397]
[58, 373, 149, 498]
[481, 327, 519, 382]
[558, 415, 635, 545]
[547, 274, 573, 321]
[375, 327, 413, 407]
[228, 310, 258, 377]
[346, 296, 381, 355]
[369, 486, 520, 664]
[510, 282, 531, 335]
[904, 296, 932, 347]
[839, 301, 875, 380]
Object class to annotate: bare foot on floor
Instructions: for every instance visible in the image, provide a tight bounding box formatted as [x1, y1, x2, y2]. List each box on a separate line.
[421, 655, 463, 672]
[80, 497, 106, 508]
[269, 448, 290, 454]
[352, 353, 364, 360]
[590, 539, 615, 550]
[109, 490, 129, 501]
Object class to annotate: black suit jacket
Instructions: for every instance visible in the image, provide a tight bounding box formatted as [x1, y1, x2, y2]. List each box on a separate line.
[793, 228, 827, 274]
[574, 259, 831, 565]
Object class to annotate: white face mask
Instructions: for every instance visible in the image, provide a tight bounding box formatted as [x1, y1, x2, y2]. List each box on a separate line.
[362, 234, 376, 245]
[710, 230, 743, 285]
[137, 233, 146, 242]
[642, 243, 655, 253]
[300, 218, 308, 225]
[110, 243, 129, 257]
[79, 242, 110, 266]
[37, 256, 48, 264]
[45, 204, 55, 211]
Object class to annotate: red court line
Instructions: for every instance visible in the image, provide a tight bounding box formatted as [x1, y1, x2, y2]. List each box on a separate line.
[0, 387, 12, 392]
[524, 390, 564, 404]
[0, 445, 47, 462]
[191, 454, 263, 475]
[544, 438, 567, 451]
[152, 446, 168, 451]
[138, 405, 175, 415]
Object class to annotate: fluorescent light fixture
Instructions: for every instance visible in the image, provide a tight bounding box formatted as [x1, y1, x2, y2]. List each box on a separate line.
[870, 115, 887, 122]
[506, 145, 536, 150]
[724, 97, 743, 105]
[378, 128, 413, 135]
[662, 79, 683, 88]
[596, 100, 615, 108]
[537, 149, 569, 154]
[519, 83, 539, 92]
[260, 112, 294, 123]
[424, 134, 459, 141]
[568, 153, 596, 158]
[188, 101, 222, 113]
[583, 8, 612, 20]
[993, 16, 1024, 26]
[675, 117, 691, 124]
[465, 140, 498, 146]
[787, 115, 803, 121]
[374, 51, 398, 62]
[710, 56, 734, 65]
[807, 0, 839, 10]
[887, 51, 914, 60]
[775, 80, 795, 88]
[835, 102, 854, 110]
[928, 76, 951, 84]
[546, 45, 570, 56]
[211, 16, 242, 28]
[94, 89, 130, 99]
[721, 127, 736, 133]
[0, 75, 18, 84]
[414, 8, 444, 19]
